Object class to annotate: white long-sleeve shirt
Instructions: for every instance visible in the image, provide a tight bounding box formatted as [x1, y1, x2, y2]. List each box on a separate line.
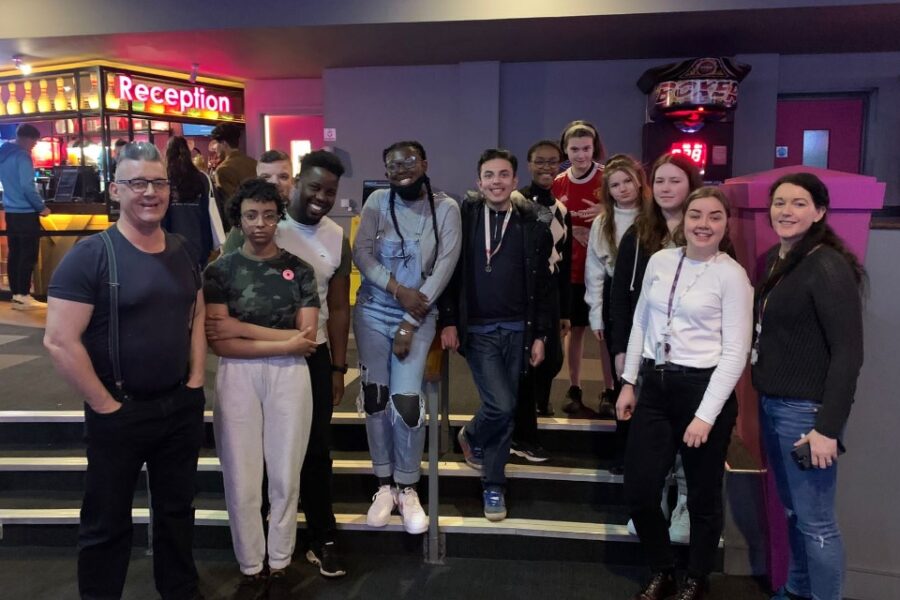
[584, 205, 638, 331]
[622, 247, 753, 424]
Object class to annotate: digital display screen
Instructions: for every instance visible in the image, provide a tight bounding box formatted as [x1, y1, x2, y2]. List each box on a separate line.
[182, 123, 215, 137]
[669, 141, 708, 172]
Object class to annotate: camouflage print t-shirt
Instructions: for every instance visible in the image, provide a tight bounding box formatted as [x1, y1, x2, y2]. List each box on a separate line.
[203, 249, 319, 330]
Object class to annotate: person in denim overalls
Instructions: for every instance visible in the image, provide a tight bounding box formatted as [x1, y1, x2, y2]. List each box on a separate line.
[352, 141, 461, 535]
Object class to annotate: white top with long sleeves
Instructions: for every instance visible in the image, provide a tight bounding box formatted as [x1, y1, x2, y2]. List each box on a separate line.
[584, 205, 638, 331]
[622, 247, 753, 424]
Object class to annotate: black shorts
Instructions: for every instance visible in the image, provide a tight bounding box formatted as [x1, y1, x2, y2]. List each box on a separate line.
[569, 282, 590, 327]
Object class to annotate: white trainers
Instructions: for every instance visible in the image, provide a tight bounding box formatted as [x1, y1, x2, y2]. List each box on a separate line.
[627, 518, 637, 536]
[366, 484, 397, 528]
[668, 494, 690, 544]
[11, 294, 47, 310]
[397, 486, 429, 535]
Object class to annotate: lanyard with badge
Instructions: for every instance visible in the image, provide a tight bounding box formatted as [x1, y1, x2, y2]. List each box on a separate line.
[484, 203, 512, 273]
[750, 245, 820, 365]
[656, 249, 716, 366]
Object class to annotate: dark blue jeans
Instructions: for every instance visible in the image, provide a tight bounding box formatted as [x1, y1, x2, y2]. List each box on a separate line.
[761, 395, 844, 600]
[464, 327, 524, 488]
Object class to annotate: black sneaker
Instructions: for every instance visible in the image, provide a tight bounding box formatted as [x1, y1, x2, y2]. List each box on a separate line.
[562, 385, 583, 414]
[306, 540, 347, 578]
[597, 389, 617, 419]
[231, 572, 267, 600]
[267, 569, 292, 600]
[509, 440, 550, 463]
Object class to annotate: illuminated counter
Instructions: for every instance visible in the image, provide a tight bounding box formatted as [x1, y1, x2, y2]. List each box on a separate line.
[0, 204, 108, 296]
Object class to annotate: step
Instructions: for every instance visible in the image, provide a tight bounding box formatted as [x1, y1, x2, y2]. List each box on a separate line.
[0, 410, 616, 432]
[0, 454, 622, 484]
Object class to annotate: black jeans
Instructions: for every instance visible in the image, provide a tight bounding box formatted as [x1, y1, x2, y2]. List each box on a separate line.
[300, 343, 337, 545]
[78, 385, 205, 600]
[5, 211, 41, 295]
[624, 363, 737, 579]
[513, 284, 562, 445]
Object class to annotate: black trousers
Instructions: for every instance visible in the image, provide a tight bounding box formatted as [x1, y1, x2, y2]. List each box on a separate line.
[513, 284, 563, 445]
[79, 385, 205, 600]
[624, 363, 737, 579]
[300, 343, 337, 545]
[5, 211, 41, 295]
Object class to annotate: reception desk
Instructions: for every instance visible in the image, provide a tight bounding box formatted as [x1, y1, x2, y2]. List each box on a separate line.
[0, 202, 108, 296]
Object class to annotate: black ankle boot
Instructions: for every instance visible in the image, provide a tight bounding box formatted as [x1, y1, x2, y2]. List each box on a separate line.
[631, 571, 677, 600]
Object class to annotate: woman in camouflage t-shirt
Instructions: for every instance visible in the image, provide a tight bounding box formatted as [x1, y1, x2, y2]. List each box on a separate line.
[203, 179, 319, 594]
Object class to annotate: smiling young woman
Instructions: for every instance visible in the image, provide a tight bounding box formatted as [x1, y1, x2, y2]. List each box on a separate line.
[617, 187, 752, 600]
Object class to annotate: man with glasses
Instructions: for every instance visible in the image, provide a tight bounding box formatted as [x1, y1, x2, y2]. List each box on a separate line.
[44, 142, 207, 600]
[509, 141, 572, 463]
[206, 150, 353, 577]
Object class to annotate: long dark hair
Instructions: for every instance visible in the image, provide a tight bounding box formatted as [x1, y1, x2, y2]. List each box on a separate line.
[634, 153, 703, 253]
[759, 172, 866, 296]
[166, 136, 204, 202]
[381, 141, 440, 270]
[674, 186, 736, 259]
[596, 154, 651, 263]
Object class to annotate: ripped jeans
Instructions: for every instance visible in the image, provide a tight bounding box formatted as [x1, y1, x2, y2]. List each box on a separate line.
[761, 395, 844, 600]
[353, 299, 437, 486]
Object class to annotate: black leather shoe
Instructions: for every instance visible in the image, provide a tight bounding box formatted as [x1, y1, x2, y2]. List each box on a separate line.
[674, 577, 706, 600]
[631, 572, 678, 600]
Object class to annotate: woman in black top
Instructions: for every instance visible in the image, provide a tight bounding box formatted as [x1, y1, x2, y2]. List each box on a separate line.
[752, 172, 864, 600]
[163, 136, 216, 267]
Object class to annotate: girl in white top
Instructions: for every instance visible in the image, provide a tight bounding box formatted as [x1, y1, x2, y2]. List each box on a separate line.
[617, 187, 752, 600]
[584, 155, 648, 417]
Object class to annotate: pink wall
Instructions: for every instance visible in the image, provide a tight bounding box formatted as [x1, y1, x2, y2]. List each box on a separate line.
[267, 115, 324, 158]
[243, 78, 323, 159]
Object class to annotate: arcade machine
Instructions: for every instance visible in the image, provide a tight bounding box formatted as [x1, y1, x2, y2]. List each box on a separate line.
[637, 57, 751, 183]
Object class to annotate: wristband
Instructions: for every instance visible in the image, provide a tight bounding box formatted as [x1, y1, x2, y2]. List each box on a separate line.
[331, 364, 348, 374]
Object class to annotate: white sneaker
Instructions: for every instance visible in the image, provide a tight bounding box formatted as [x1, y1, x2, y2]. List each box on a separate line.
[668, 494, 690, 544]
[626, 518, 637, 536]
[397, 486, 429, 534]
[11, 294, 47, 310]
[366, 485, 397, 528]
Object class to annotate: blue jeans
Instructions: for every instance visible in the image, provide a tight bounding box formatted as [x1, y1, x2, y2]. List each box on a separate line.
[761, 395, 844, 600]
[354, 299, 436, 486]
[464, 327, 524, 488]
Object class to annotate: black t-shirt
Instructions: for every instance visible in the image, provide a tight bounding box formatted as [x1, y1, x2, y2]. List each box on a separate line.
[466, 208, 526, 323]
[203, 249, 319, 330]
[48, 226, 201, 395]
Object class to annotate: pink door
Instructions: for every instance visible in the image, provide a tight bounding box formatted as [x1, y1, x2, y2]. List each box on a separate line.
[774, 97, 865, 174]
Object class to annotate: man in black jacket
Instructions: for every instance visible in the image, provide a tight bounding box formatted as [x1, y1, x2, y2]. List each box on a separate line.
[439, 148, 553, 522]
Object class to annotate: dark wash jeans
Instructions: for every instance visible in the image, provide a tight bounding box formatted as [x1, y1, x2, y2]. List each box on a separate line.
[624, 363, 737, 579]
[300, 342, 337, 546]
[79, 384, 205, 600]
[464, 327, 525, 488]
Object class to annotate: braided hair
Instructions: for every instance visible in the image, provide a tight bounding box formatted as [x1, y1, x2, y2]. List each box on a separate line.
[383, 141, 441, 273]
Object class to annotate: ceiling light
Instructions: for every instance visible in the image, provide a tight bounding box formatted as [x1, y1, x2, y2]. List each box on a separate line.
[13, 55, 32, 75]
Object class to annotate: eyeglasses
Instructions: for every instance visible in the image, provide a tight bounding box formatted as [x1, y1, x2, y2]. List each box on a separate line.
[115, 178, 171, 193]
[530, 159, 560, 168]
[241, 211, 280, 226]
[385, 156, 421, 173]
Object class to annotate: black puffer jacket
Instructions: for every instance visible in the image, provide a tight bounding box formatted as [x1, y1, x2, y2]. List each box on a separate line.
[438, 190, 553, 376]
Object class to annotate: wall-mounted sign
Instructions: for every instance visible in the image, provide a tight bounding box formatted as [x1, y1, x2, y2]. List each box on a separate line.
[323, 127, 337, 142]
[117, 75, 232, 114]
